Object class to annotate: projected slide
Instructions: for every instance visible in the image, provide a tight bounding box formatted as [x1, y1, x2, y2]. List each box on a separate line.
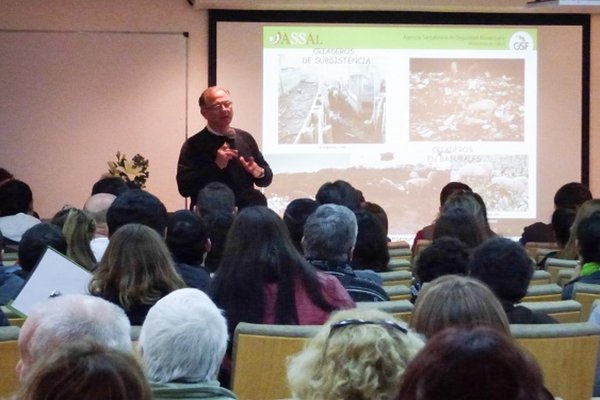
[262, 26, 537, 233]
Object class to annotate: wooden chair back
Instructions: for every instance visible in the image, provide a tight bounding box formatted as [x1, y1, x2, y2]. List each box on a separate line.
[231, 323, 318, 400]
[571, 283, 600, 322]
[0, 326, 21, 399]
[544, 257, 578, 284]
[383, 284, 411, 301]
[356, 299, 414, 323]
[529, 270, 551, 286]
[379, 270, 412, 287]
[511, 322, 600, 400]
[522, 283, 563, 302]
[519, 300, 582, 323]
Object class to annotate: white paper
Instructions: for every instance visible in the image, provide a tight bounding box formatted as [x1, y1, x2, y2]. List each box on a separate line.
[8, 247, 92, 317]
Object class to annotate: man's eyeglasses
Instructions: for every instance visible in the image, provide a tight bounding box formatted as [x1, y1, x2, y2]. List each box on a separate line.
[202, 101, 233, 111]
[328, 319, 408, 339]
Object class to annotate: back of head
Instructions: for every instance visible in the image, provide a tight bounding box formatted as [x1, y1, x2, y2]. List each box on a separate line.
[433, 208, 483, 250]
[0, 179, 33, 217]
[18, 223, 67, 272]
[410, 275, 510, 339]
[396, 326, 551, 400]
[91, 176, 129, 196]
[196, 182, 235, 217]
[166, 210, 208, 265]
[288, 308, 424, 400]
[283, 198, 319, 253]
[19, 340, 151, 400]
[90, 223, 184, 310]
[361, 201, 389, 236]
[303, 204, 357, 261]
[61, 208, 97, 270]
[561, 199, 600, 259]
[315, 180, 361, 212]
[83, 193, 117, 227]
[201, 209, 235, 272]
[439, 181, 472, 206]
[237, 188, 268, 210]
[554, 182, 592, 210]
[139, 288, 228, 383]
[551, 207, 576, 248]
[469, 237, 533, 304]
[576, 213, 600, 264]
[106, 189, 168, 236]
[20, 294, 131, 381]
[415, 237, 470, 284]
[351, 209, 390, 272]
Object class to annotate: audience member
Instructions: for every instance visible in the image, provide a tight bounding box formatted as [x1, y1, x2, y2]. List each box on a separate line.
[7, 223, 68, 288]
[442, 190, 496, 240]
[283, 198, 319, 254]
[432, 207, 484, 250]
[106, 189, 168, 237]
[202, 209, 235, 273]
[563, 213, 600, 299]
[166, 210, 211, 293]
[139, 288, 237, 399]
[0, 305, 7, 326]
[559, 199, 600, 260]
[411, 181, 472, 253]
[53, 208, 96, 271]
[16, 294, 132, 382]
[287, 308, 424, 400]
[410, 275, 510, 339]
[0, 168, 14, 187]
[17, 340, 152, 400]
[315, 180, 361, 212]
[89, 223, 186, 325]
[351, 209, 390, 273]
[303, 204, 389, 302]
[551, 207, 577, 249]
[361, 201, 390, 240]
[411, 237, 470, 303]
[91, 176, 129, 196]
[83, 193, 116, 261]
[0, 179, 41, 243]
[236, 188, 268, 210]
[395, 327, 554, 400]
[196, 182, 236, 217]
[470, 237, 557, 324]
[520, 182, 592, 245]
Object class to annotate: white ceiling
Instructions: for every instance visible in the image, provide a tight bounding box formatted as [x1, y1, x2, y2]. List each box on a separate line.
[191, 0, 600, 13]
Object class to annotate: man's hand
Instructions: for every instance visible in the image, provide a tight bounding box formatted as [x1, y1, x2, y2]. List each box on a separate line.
[215, 143, 238, 169]
[239, 156, 265, 179]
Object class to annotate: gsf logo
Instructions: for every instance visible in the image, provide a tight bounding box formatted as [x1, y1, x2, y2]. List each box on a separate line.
[509, 31, 534, 51]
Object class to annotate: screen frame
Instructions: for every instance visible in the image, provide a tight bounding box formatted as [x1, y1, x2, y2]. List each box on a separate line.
[207, 9, 590, 185]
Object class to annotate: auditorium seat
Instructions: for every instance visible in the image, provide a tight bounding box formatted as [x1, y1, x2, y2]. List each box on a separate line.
[544, 257, 578, 284]
[0, 326, 20, 399]
[522, 283, 563, 302]
[356, 299, 413, 322]
[530, 269, 552, 285]
[511, 322, 600, 400]
[383, 284, 412, 301]
[231, 323, 318, 400]
[519, 300, 582, 323]
[571, 282, 600, 322]
[378, 270, 412, 287]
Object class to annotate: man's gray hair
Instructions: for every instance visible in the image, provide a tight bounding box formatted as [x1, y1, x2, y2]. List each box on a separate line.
[27, 294, 131, 363]
[138, 288, 228, 383]
[302, 203, 358, 261]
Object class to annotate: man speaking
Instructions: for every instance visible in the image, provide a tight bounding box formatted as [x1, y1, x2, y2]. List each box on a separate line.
[177, 86, 272, 207]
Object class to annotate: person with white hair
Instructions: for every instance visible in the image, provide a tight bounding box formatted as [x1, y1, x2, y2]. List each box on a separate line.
[138, 288, 237, 400]
[16, 294, 131, 382]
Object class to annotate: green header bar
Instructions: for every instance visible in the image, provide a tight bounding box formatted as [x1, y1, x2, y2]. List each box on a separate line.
[264, 26, 537, 50]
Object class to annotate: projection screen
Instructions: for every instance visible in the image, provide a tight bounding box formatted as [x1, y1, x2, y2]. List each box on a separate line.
[209, 11, 590, 241]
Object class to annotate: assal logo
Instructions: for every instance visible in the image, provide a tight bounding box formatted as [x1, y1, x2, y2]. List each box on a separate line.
[268, 32, 322, 45]
[509, 31, 534, 51]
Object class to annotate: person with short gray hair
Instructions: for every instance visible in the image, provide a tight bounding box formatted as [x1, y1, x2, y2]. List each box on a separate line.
[16, 294, 131, 382]
[303, 204, 388, 302]
[139, 288, 237, 399]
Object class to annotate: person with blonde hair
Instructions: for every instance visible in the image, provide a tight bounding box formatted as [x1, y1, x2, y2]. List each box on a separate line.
[17, 340, 152, 400]
[61, 207, 97, 270]
[89, 223, 186, 325]
[559, 199, 600, 260]
[409, 275, 510, 338]
[287, 308, 424, 400]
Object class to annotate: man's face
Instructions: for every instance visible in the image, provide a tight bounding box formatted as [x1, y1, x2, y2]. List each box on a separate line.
[200, 88, 234, 133]
[16, 319, 36, 382]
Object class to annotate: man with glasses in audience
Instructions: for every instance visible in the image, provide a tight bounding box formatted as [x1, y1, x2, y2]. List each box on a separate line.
[177, 86, 272, 208]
